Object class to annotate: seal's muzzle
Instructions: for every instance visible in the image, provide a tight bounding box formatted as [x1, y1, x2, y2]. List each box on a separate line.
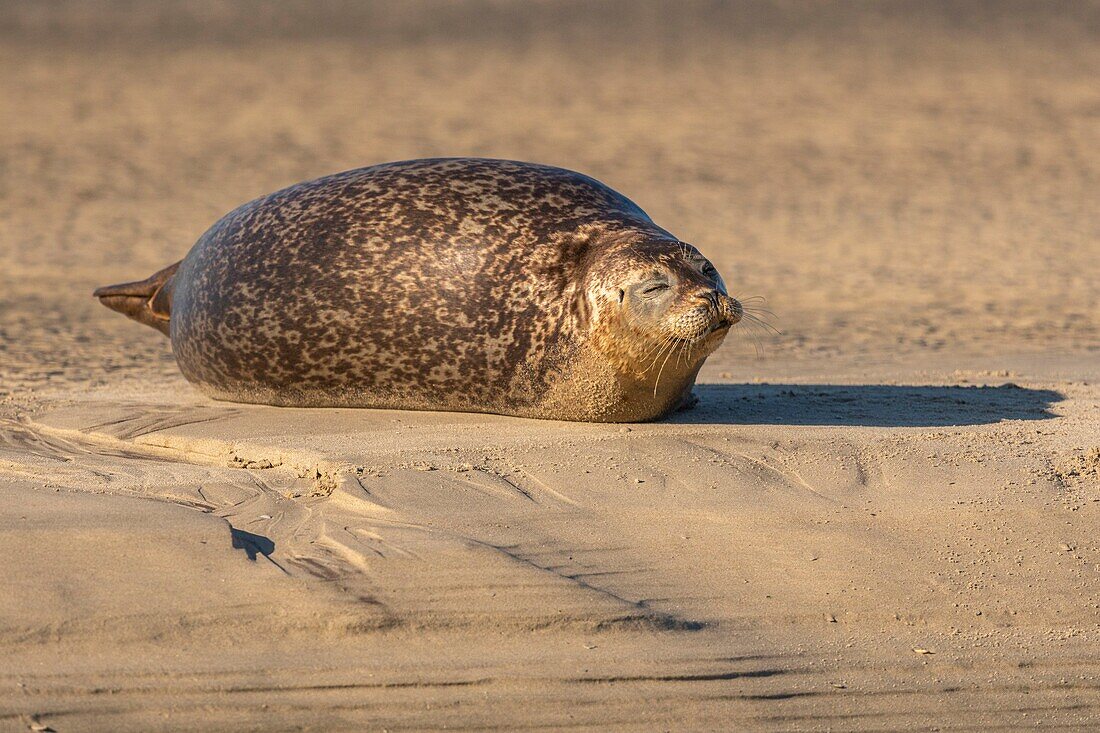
[670, 293, 742, 342]
[717, 293, 743, 327]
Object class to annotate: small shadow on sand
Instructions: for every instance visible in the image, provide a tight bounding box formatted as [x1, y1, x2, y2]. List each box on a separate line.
[231, 528, 275, 560]
[674, 383, 1062, 427]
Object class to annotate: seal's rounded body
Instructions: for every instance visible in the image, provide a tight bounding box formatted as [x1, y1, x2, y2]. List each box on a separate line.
[96, 159, 741, 422]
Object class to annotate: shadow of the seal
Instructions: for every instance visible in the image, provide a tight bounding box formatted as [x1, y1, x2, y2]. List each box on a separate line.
[672, 383, 1062, 427]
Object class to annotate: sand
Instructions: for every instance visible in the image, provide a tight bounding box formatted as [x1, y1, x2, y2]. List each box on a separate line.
[1, 2, 1098, 730]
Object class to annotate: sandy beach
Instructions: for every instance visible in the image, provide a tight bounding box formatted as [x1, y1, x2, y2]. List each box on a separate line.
[1, 2, 1098, 730]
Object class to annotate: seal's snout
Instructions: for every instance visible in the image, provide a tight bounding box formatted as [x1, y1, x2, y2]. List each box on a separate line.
[668, 292, 741, 342]
[717, 293, 742, 326]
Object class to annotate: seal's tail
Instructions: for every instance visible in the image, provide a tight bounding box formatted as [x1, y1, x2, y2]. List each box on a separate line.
[94, 261, 181, 337]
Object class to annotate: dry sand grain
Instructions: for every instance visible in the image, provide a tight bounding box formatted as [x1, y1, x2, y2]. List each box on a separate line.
[1, 2, 1098, 730]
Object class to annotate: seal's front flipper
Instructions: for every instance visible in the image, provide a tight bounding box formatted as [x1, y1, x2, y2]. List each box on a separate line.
[94, 261, 180, 337]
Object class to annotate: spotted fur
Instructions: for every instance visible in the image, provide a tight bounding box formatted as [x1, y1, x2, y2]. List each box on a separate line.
[98, 158, 740, 422]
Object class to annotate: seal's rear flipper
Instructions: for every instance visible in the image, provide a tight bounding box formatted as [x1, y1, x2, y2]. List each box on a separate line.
[94, 261, 180, 337]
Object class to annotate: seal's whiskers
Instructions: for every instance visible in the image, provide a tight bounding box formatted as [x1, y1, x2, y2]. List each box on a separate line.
[741, 310, 781, 335]
[652, 337, 680, 398]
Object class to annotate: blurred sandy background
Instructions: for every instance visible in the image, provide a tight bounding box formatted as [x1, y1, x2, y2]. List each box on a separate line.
[1, 2, 1098, 731]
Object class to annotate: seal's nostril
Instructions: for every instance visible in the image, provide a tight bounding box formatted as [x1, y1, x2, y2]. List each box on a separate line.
[714, 294, 742, 325]
[697, 290, 720, 312]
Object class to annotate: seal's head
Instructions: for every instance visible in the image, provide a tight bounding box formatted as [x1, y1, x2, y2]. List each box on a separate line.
[581, 236, 741, 387]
